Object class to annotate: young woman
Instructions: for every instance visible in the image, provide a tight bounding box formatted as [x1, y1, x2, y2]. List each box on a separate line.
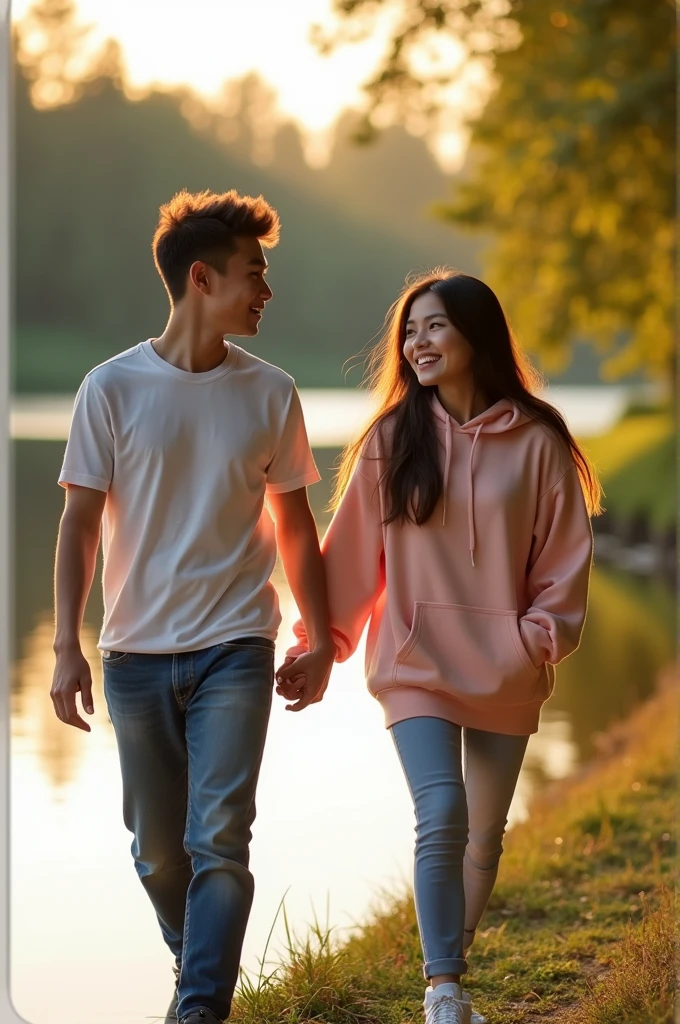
[277, 269, 600, 1024]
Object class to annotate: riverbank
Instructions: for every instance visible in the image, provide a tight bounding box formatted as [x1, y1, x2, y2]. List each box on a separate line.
[230, 666, 677, 1024]
[583, 407, 675, 575]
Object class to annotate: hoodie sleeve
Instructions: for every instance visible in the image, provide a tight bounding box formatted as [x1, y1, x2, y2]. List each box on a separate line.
[288, 459, 385, 662]
[519, 464, 593, 668]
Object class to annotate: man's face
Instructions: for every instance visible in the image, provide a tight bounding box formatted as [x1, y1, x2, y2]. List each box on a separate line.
[199, 235, 273, 337]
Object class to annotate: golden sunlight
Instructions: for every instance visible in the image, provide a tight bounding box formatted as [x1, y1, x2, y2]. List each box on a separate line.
[11, 0, 474, 169]
[12, 0, 395, 162]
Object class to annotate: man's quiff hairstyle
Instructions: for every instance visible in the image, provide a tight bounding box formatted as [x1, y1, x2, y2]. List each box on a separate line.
[152, 188, 280, 303]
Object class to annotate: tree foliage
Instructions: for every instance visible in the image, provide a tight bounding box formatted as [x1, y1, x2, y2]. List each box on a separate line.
[328, 0, 676, 380]
[14, 0, 124, 108]
[12, 2, 477, 392]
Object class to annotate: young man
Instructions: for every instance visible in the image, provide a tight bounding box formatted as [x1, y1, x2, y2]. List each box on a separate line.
[50, 189, 335, 1024]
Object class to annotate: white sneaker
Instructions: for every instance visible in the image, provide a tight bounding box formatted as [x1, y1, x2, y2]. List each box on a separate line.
[423, 984, 472, 1024]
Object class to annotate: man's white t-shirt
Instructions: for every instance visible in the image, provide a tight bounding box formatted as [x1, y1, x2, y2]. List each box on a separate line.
[58, 340, 320, 653]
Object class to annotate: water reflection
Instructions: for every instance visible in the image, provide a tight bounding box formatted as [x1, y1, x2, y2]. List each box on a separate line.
[10, 440, 674, 1024]
[546, 567, 674, 759]
[12, 616, 107, 790]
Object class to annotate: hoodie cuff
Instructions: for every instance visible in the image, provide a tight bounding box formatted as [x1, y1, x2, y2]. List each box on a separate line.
[287, 638, 346, 662]
[285, 643, 309, 660]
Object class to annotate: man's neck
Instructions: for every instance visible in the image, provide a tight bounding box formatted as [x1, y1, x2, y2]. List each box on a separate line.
[153, 313, 231, 373]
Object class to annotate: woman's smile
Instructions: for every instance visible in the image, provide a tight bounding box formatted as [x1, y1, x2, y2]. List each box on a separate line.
[404, 293, 474, 386]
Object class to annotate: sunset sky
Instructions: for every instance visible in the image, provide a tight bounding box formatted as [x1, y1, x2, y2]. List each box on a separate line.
[12, 0, 480, 168]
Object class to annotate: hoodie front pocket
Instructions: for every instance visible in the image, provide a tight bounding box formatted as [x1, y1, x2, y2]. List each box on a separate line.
[393, 602, 541, 706]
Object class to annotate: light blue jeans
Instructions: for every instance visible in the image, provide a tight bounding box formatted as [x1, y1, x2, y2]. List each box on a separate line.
[391, 717, 529, 979]
[102, 638, 275, 1021]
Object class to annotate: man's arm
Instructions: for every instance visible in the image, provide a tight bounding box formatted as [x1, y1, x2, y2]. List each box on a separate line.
[267, 487, 334, 712]
[50, 484, 106, 732]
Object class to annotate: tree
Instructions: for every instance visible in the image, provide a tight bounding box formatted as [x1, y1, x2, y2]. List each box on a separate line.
[14, 0, 123, 109]
[325, 0, 676, 381]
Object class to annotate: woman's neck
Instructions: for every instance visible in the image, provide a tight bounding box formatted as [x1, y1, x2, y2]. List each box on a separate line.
[436, 380, 489, 425]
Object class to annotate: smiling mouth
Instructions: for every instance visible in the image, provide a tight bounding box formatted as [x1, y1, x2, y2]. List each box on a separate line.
[249, 307, 263, 315]
[415, 354, 441, 366]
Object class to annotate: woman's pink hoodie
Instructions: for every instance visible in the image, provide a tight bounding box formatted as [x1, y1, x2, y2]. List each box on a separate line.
[290, 393, 594, 735]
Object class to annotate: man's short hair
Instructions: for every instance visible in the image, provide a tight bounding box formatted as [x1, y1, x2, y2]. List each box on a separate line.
[152, 188, 280, 302]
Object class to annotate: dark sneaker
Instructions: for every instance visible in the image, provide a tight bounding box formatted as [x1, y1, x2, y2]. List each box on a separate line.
[179, 1010, 224, 1024]
[165, 965, 180, 1022]
[165, 989, 178, 1022]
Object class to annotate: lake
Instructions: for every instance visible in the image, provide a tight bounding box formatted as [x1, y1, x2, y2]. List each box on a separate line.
[9, 391, 674, 1024]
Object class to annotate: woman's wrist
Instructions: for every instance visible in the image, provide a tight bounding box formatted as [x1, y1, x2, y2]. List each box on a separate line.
[309, 631, 335, 654]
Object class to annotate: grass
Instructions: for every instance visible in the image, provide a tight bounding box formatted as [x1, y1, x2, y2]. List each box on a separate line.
[579, 409, 675, 533]
[599, 433, 675, 534]
[229, 671, 677, 1023]
[579, 410, 673, 481]
[553, 889, 676, 1024]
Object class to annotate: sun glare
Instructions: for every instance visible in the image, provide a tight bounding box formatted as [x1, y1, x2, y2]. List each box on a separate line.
[11, 0, 477, 169]
[12, 0, 404, 165]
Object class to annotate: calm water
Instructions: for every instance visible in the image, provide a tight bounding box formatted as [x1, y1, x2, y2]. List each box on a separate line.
[10, 437, 674, 1024]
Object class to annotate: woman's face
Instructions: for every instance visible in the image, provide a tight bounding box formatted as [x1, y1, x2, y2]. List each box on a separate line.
[403, 291, 474, 387]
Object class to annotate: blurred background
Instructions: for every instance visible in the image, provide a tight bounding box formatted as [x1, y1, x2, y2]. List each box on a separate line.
[8, 2, 675, 1022]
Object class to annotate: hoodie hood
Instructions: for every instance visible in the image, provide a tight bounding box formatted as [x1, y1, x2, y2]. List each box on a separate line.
[431, 393, 532, 561]
[430, 392, 531, 433]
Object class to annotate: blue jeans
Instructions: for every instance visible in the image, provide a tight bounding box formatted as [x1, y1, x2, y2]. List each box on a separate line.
[102, 638, 275, 1021]
[391, 717, 528, 980]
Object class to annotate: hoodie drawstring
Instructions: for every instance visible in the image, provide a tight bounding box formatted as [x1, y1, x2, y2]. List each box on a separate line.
[467, 424, 483, 565]
[442, 417, 452, 527]
[441, 418, 483, 566]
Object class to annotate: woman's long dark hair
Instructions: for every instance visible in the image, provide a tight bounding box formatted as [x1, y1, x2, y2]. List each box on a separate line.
[333, 269, 603, 523]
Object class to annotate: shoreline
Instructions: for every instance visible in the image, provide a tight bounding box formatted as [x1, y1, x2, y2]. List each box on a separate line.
[229, 665, 678, 1022]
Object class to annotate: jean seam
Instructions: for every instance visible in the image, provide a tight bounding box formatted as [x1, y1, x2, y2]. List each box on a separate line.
[185, 653, 199, 706]
[391, 725, 434, 965]
[172, 653, 185, 712]
[181, 770, 193, 993]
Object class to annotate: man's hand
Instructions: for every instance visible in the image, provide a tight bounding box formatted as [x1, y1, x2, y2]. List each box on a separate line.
[50, 647, 95, 732]
[275, 645, 334, 712]
[267, 487, 335, 711]
[51, 483, 105, 732]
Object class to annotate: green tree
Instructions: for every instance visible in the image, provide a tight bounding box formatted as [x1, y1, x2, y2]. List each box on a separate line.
[326, 0, 676, 381]
[14, 0, 123, 108]
[12, 0, 481, 393]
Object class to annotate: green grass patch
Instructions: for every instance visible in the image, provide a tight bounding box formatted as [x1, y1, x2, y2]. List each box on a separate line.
[12, 325, 105, 393]
[579, 410, 675, 533]
[579, 411, 673, 481]
[229, 679, 677, 1023]
[599, 433, 675, 534]
[554, 888, 676, 1024]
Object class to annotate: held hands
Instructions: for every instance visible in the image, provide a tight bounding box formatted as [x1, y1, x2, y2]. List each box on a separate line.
[275, 643, 335, 712]
[50, 646, 95, 732]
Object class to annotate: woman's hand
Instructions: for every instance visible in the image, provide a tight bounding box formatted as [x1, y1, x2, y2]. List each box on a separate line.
[275, 644, 334, 712]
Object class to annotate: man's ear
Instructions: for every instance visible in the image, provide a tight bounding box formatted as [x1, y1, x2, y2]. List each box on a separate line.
[188, 260, 211, 293]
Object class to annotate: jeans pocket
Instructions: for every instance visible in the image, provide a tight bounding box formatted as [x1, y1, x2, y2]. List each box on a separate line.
[101, 650, 131, 666]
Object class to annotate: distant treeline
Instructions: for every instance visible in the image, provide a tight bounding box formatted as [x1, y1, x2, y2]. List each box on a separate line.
[13, 60, 484, 392]
[14, 54, 621, 394]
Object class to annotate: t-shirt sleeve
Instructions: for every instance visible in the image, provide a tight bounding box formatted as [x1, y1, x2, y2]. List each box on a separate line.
[265, 385, 320, 494]
[58, 375, 114, 492]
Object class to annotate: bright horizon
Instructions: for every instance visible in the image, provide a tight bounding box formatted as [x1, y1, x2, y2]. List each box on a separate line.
[11, 0, 480, 169]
